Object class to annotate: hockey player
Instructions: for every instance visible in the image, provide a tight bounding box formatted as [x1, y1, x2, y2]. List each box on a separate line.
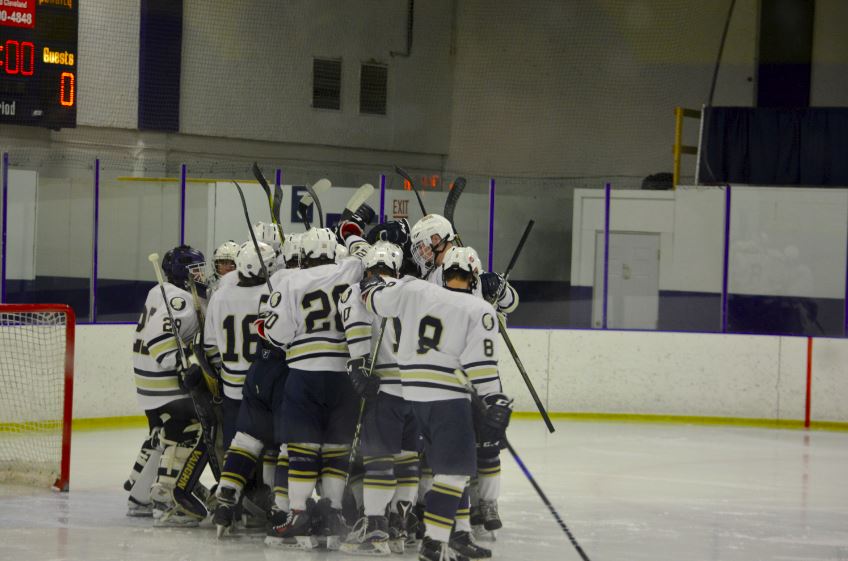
[208, 241, 283, 536]
[213, 240, 240, 279]
[129, 245, 209, 526]
[410, 214, 516, 534]
[338, 242, 420, 556]
[361, 246, 512, 561]
[261, 227, 365, 550]
[203, 241, 275, 449]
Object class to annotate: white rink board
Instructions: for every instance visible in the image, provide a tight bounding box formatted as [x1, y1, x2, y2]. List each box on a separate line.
[71, 325, 848, 424]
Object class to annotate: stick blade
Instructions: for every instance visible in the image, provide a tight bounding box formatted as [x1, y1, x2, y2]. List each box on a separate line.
[444, 176, 467, 225]
[252, 162, 272, 198]
[345, 183, 375, 213]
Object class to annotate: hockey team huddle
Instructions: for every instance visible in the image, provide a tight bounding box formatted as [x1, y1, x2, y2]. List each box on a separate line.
[128, 202, 519, 561]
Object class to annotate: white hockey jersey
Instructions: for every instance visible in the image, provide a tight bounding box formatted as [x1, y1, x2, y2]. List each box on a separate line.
[338, 282, 403, 398]
[132, 283, 200, 411]
[264, 258, 364, 373]
[366, 276, 502, 402]
[204, 279, 270, 400]
[346, 235, 518, 313]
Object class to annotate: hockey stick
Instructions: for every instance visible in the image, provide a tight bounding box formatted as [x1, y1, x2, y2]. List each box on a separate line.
[340, 183, 376, 221]
[232, 181, 274, 294]
[345, 317, 389, 487]
[251, 162, 285, 242]
[443, 176, 466, 232]
[394, 165, 427, 216]
[298, 178, 332, 230]
[306, 183, 325, 228]
[186, 276, 223, 405]
[492, 220, 554, 433]
[147, 253, 222, 481]
[454, 369, 591, 561]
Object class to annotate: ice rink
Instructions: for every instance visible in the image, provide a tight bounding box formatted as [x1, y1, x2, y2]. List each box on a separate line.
[2, 419, 848, 561]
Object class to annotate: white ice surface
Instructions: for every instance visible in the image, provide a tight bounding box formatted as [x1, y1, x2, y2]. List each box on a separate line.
[2, 419, 848, 561]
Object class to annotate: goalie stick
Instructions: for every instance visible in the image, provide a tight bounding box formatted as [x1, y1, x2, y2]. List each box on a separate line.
[251, 162, 285, 242]
[394, 165, 427, 216]
[147, 253, 222, 481]
[453, 368, 591, 561]
[340, 183, 376, 221]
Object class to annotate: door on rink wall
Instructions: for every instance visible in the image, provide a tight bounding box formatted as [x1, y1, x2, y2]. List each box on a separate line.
[592, 232, 660, 329]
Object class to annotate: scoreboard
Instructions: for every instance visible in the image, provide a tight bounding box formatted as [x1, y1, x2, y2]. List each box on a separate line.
[0, 0, 78, 129]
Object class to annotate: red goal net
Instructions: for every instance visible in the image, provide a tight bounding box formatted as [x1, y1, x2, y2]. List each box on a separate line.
[0, 304, 75, 491]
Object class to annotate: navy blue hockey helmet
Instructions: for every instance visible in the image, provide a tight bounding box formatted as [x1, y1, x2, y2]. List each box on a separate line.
[162, 245, 206, 289]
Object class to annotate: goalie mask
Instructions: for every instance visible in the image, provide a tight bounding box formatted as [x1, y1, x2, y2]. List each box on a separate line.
[441, 246, 481, 292]
[236, 241, 275, 280]
[162, 245, 206, 291]
[282, 233, 302, 269]
[364, 241, 404, 278]
[300, 227, 337, 266]
[252, 221, 283, 255]
[410, 214, 456, 276]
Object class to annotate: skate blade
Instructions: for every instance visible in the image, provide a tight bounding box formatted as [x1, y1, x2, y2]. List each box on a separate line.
[296, 535, 319, 550]
[263, 536, 300, 549]
[339, 541, 391, 556]
[324, 535, 343, 550]
[216, 524, 230, 539]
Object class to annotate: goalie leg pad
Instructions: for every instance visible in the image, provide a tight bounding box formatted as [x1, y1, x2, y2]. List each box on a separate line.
[152, 422, 208, 519]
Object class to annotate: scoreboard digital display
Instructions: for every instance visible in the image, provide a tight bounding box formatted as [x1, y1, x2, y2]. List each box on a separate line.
[0, 0, 77, 129]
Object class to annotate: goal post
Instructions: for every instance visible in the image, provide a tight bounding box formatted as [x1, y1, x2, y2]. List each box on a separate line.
[0, 303, 75, 491]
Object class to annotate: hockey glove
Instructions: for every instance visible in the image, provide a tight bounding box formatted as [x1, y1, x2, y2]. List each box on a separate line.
[480, 272, 507, 305]
[359, 274, 386, 302]
[337, 203, 377, 242]
[366, 219, 411, 247]
[482, 392, 513, 433]
[347, 356, 380, 398]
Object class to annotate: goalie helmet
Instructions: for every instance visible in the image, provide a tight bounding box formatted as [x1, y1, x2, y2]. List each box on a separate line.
[300, 227, 337, 264]
[441, 246, 481, 291]
[364, 241, 404, 278]
[410, 214, 455, 275]
[252, 222, 282, 255]
[213, 240, 240, 277]
[282, 233, 302, 268]
[162, 245, 206, 290]
[236, 241, 275, 280]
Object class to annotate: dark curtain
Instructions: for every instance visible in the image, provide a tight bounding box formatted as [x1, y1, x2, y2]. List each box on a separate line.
[698, 107, 848, 186]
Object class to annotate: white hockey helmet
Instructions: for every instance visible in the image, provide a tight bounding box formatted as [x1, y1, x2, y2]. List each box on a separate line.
[213, 240, 240, 276]
[252, 222, 282, 255]
[282, 233, 302, 267]
[300, 227, 337, 264]
[441, 246, 482, 291]
[364, 241, 404, 277]
[410, 214, 456, 274]
[236, 241, 276, 279]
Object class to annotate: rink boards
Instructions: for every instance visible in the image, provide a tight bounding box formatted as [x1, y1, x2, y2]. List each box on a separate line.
[66, 325, 848, 428]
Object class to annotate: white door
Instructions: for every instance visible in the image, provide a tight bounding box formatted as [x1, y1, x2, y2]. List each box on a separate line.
[592, 232, 660, 329]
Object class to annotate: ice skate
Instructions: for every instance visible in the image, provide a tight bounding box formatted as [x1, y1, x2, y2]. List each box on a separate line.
[449, 530, 492, 559]
[314, 497, 348, 550]
[126, 496, 153, 517]
[264, 508, 316, 549]
[418, 536, 469, 561]
[340, 515, 390, 556]
[213, 487, 237, 538]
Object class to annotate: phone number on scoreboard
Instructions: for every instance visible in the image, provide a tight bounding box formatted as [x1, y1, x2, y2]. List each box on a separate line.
[0, 0, 78, 129]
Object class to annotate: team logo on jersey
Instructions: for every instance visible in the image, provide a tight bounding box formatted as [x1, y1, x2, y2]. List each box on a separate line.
[339, 287, 351, 303]
[170, 297, 186, 311]
[269, 291, 282, 308]
[482, 313, 495, 331]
